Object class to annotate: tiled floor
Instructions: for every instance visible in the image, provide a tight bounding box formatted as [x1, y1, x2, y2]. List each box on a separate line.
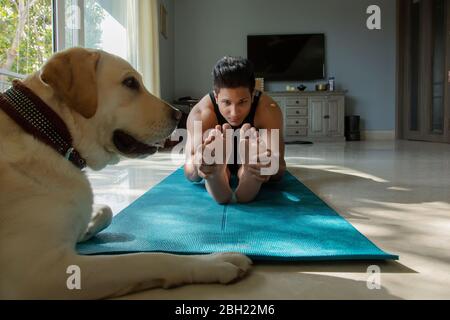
[87, 140, 450, 299]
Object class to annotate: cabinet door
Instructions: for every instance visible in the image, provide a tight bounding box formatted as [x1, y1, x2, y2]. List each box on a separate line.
[271, 97, 287, 139]
[308, 98, 327, 136]
[326, 96, 345, 136]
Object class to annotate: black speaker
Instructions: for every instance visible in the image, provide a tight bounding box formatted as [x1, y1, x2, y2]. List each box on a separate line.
[345, 115, 361, 141]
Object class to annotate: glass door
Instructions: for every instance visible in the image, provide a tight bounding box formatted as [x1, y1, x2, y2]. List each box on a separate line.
[399, 0, 450, 143]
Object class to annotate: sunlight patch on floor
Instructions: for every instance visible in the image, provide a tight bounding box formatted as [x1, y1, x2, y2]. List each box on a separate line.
[290, 164, 390, 183]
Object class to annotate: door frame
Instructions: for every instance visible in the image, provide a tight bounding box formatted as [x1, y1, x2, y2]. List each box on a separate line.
[396, 0, 450, 143]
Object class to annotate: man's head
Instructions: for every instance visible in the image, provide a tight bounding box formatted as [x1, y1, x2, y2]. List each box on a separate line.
[212, 56, 256, 127]
[213, 56, 255, 94]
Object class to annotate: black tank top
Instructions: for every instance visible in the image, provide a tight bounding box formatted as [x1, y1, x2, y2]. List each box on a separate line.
[208, 90, 262, 175]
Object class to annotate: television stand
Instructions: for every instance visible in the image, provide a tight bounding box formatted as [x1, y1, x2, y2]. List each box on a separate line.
[267, 90, 347, 143]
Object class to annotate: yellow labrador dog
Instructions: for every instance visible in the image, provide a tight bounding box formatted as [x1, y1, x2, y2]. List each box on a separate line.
[0, 47, 251, 299]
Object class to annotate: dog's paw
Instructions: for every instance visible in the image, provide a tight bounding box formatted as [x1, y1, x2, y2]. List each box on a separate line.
[79, 204, 113, 242]
[187, 252, 253, 285]
[91, 204, 113, 223]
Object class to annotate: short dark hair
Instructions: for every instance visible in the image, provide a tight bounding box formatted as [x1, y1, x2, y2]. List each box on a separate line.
[213, 56, 255, 94]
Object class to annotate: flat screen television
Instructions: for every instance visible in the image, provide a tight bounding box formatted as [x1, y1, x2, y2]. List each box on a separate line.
[247, 34, 325, 81]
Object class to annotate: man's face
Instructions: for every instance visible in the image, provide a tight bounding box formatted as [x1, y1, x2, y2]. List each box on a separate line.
[215, 87, 253, 127]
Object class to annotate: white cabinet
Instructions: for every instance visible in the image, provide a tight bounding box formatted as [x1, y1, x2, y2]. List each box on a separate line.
[268, 91, 346, 142]
[309, 97, 327, 137]
[325, 95, 345, 137]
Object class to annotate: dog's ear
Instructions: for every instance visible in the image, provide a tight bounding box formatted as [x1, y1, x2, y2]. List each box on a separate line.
[40, 47, 100, 119]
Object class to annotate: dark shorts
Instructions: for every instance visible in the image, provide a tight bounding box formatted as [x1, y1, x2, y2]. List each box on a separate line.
[227, 163, 240, 176]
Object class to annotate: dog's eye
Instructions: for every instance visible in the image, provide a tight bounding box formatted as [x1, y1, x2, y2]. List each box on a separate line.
[122, 77, 140, 91]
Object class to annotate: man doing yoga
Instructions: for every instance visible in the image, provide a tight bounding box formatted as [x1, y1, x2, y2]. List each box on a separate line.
[184, 56, 286, 203]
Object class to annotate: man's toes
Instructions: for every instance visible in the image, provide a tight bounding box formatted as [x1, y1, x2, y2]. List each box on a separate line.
[240, 123, 252, 136]
[222, 123, 232, 132]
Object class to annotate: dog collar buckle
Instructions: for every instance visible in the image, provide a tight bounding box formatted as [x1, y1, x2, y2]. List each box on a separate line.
[65, 147, 75, 160]
[64, 147, 86, 170]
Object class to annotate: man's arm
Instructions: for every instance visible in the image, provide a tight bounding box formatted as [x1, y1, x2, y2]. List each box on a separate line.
[255, 94, 286, 181]
[184, 109, 202, 182]
[183, 96, 218, 182]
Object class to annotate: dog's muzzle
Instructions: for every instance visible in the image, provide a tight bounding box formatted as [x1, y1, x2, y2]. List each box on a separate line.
[113, 130, 158, 157]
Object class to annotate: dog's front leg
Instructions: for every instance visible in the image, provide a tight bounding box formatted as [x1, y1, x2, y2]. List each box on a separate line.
[41, 251, 252, 299]
[78, 204, 113, 242]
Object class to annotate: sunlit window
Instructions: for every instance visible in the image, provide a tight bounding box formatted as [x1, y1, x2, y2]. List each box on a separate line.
[1, 0, 155, 94]
[61, 0, 137, 65]
[0, 0, 53, 92]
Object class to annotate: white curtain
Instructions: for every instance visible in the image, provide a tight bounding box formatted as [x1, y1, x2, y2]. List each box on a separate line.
[128, 0, 160, 97]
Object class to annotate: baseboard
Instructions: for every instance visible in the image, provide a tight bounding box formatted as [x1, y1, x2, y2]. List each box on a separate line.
[361, 130, 395, 141]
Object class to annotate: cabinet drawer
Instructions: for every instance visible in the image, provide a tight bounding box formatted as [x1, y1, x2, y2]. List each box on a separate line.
[286, 107, 308, 117]
[286, 97, 308, 107]
[286, 127, 308, 137]
[286, 118, 308, 127]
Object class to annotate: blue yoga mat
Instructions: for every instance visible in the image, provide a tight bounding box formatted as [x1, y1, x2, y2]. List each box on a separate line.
[77, 169, 398, 261]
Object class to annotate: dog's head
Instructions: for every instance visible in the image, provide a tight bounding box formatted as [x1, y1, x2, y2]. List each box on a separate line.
[39, 47, 181, 169]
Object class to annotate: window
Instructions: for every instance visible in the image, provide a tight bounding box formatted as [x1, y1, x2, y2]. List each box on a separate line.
[1, 0, 157, 94]
[56, 0, 139, 67]
[0, 0, 53, 92]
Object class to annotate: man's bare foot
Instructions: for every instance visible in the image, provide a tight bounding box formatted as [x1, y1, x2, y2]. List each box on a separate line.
[235, 125, 271, 203]
[195, 126, 233, 204]
[196, 127, 228, 178]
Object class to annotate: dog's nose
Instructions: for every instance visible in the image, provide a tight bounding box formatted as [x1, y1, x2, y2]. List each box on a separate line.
[172, 108, 182, 121]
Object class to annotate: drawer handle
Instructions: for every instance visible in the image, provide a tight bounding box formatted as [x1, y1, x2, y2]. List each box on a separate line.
[296, 131, 299, 134]
[324, 115, 330, 119]
[296, 111, 300, 114]
[295, 121, 299, 124]
[296, 100, 299, 104]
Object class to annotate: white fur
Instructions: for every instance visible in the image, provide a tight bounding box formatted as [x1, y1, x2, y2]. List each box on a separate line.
[0, 49, 251, 299]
